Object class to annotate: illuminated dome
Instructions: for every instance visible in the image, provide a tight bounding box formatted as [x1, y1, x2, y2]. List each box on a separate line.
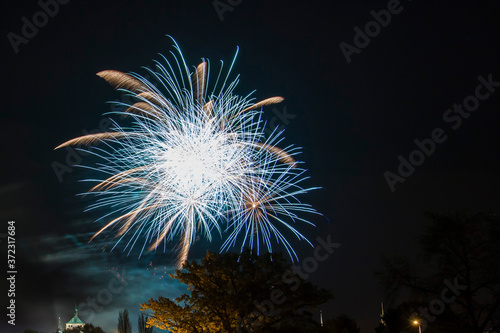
[65, 305, 85, 331]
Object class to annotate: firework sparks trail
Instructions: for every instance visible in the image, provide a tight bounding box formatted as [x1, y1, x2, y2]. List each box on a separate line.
[56, 38, 320, 267]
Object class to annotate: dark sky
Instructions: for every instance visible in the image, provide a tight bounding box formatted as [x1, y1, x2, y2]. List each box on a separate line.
[1, 1, 500, 332]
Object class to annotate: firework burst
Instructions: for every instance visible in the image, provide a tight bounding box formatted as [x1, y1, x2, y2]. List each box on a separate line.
[56, 38, 320, 266]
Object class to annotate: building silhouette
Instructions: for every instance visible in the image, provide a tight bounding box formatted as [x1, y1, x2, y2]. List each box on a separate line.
[65, 305, 85, 331]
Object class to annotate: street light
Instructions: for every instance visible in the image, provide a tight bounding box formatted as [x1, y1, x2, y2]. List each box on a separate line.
[413, 320, 422, 333]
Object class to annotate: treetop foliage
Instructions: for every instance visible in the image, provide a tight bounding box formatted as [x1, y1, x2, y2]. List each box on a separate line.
[141, 249, 333, 332]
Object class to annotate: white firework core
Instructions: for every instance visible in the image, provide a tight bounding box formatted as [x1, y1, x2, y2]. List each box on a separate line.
[56, 38, 320, 266]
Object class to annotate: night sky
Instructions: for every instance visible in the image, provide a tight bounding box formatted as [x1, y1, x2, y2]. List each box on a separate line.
[1, 1, 500, 332]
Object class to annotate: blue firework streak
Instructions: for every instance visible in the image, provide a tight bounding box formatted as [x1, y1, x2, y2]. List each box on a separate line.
[56, 38, 320, 266]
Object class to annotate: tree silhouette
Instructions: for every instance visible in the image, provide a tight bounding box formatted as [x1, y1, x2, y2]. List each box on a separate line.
[323, 313, 360, 332]
[141, 250, 333, 332]
[138, 313, 153, 333]
[117, 309, 132, 333]
[378, 212, 500, 333]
